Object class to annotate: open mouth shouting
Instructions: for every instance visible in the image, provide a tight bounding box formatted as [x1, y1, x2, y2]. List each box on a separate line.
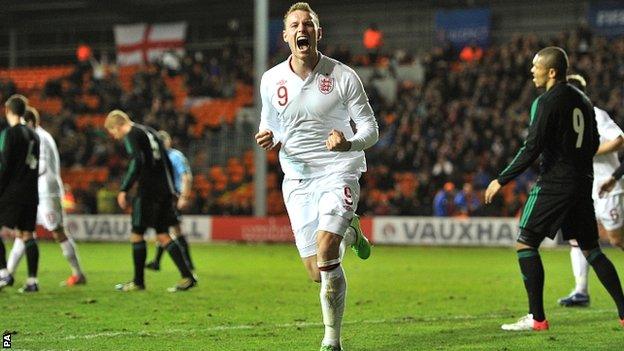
[296, 36, 311, 52]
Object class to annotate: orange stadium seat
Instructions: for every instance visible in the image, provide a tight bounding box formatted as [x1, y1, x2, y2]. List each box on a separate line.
[188, 84, 254, 131]
[28, 95, 63, 115]
[208, 166, 227, 182]
[164, 75, 187, 108]
[76, 114, 106, 130]
[192, 174, 212, 198]
[61, 168, 109, 190]
[118, 66, 139, 92]
[242, 149, 255, 176]
[82, 95, 100, 110]
[0, 65, 73, 92]
[234, 83, 254, 106]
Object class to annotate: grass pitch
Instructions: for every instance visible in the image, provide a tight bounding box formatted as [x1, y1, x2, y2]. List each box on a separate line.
[1, 242, 623, 350]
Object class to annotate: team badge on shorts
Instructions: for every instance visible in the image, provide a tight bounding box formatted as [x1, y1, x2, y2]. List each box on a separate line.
[318, 76, 334, 94]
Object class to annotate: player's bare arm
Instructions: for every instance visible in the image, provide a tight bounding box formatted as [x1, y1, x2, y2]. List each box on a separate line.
[599, 177, 618, 198]
[177, 173, 192, 210]
[325, 129, 352, 151]
[596, 136, 624, 156]
[603, 157, 624, 198]
[484, 179, 502, 204]
[117, 191, 128, 210]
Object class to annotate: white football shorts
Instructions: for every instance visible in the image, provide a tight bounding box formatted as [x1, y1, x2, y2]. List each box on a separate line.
[282, 172, 360, 258]
[37, 196, 65, 231]
[594, 193, 624, 231]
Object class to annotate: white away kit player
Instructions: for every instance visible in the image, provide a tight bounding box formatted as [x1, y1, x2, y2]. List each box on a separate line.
[255, 3, 378, 351]
[558, 74, 624, 307]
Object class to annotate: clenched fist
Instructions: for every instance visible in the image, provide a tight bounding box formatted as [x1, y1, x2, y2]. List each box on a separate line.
[325, 129, 351, 151]
[255, 129, 275, 150]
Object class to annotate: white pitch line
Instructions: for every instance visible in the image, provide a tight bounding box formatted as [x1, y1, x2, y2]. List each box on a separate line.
[17, 308, 619, 343]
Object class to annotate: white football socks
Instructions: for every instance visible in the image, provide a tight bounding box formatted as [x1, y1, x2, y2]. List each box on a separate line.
[339, 240, 346, 262]
[60, 239, 83, 276]
[338, 227, 356, 261]
[6, 237, 83, 277]
[343, 226, 356, 247]
[7, 237, 25, 275]
[570, 245, 589, 294]
[319, 264, 346, 348]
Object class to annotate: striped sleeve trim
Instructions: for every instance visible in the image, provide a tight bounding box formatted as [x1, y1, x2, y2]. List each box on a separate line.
[529, 95, 542, 124]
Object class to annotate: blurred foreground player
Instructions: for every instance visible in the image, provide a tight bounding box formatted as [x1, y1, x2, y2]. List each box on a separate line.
[145, 130, 194, 272]
[3, 106, 86, 288]
[485, 47, 624, 330]
[105, 109, 195, 292]
[255, 3, 377, 350]
[558, 74, 624, 307]
[0, 95, 40, 293]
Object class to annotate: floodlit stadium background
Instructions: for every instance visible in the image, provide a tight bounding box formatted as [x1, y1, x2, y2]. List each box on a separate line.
[1, 0, 614, 245]
[1, 1, 624, 349]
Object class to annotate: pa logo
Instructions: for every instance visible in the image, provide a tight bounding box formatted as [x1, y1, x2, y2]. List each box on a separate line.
[2, 332, 10, 349]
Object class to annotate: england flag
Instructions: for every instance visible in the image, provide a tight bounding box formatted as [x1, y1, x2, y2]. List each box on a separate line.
[114, 22, 187, 66]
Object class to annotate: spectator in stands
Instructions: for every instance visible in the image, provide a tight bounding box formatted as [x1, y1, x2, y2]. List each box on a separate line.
[161, 50, 182, 77]
[0, 78, 17, 107]
[96, 184, 118, 214]
[17, 26, 624, 218]
[433, 182, 455, 216]
[363, 23, 383, 64]
[76, 42, 92, 63]
[454, 183, 481, 217]
[459, 42, 483, 63]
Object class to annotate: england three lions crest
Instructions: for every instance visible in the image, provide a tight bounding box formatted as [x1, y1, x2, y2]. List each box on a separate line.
[318, 75, 334, 94]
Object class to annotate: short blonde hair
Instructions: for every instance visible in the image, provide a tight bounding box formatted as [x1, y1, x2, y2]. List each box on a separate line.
[104, 109, 131, 129]
[567, 74, 587, 88]
[284, 2, 319, 28]
[158, 130, 171, 143]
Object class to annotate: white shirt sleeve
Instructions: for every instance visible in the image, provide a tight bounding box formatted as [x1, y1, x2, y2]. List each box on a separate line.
[258, 73, 282, 146]
[342, 68, 378, 151]
[38, 138, 49, 177]
[600, 111, 624, 141]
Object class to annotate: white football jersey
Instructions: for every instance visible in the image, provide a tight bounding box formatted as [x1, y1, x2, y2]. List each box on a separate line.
[36, 126, 64, 198]
[593, 107, 624, 199]
[259, 53, 378, 179]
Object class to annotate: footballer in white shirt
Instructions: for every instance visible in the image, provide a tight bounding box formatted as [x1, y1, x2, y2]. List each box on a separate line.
[254, 3, 378, 351]
[558, 75, 624, 307]
[1, 106, 85, 290]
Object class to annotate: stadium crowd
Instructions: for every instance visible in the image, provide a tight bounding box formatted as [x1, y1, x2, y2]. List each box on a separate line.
[2, 26, 623, 217]
[359, 27, 624, 217]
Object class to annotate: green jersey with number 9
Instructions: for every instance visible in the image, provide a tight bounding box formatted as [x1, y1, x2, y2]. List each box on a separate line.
[498, 81, 598, 186]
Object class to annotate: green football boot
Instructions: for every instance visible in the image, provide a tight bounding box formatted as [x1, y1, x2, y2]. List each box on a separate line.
[349, 215, 371, 259]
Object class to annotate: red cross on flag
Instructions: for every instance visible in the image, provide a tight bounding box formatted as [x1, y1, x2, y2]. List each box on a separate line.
[114, 22, 187, 66]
